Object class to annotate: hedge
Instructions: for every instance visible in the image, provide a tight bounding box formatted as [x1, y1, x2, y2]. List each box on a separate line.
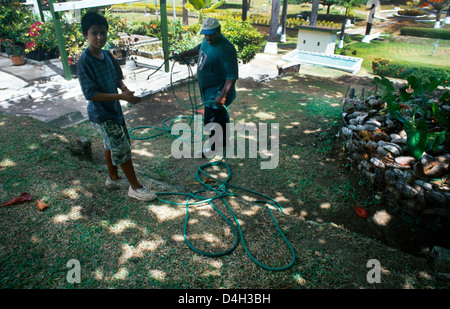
[372, 58, 449, 86]
[400, 27, 450, 39]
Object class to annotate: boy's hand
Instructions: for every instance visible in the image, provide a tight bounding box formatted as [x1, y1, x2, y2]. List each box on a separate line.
[121, 90, 141, 104]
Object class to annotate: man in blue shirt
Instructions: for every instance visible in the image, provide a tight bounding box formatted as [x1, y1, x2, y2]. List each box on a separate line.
[78, 12, 156, 201]
[177, 18, 239, 158]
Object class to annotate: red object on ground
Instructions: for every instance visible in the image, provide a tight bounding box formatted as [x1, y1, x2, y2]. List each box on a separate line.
[354, 206, 370, 218]
[36, 200, 50, 210]
[195, 109, 204, 114]
[0, 192, 32, 207]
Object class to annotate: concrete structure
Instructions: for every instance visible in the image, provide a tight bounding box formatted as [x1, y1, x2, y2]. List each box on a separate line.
[295, 25, 340, 55]
[281, 25, 362, 74]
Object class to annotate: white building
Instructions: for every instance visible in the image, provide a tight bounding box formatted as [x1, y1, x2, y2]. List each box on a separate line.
[296, 25, 340, 55]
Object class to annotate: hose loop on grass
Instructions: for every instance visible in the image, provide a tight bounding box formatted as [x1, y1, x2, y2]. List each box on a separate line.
[130, 58, 295, 271]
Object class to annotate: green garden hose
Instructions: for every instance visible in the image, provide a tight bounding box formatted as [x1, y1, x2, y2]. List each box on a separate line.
[129, 58, 295, 271]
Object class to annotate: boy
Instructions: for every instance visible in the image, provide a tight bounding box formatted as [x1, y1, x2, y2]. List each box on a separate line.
[78, 12, 156, 201]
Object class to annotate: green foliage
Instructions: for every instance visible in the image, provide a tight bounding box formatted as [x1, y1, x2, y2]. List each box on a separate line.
[128, 16, 262, 64]
[372, 75, 449, 160]
[0, 0, 33, 44]
[125, 19, 202, 55]
[372, 58, 449, 87]
[400, 27, 450, 40]
[185, 0, 226, 22]
[4, 39, 24, 56]
[397, 9, 426, 16]
[219, 18, 263, 64]
[403, 116, 429, 161]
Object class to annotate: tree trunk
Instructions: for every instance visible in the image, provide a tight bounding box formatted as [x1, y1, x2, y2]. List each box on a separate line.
[268, 0, 281, 43]
[280, 0, 288, 42]
[242, 0, 248, 21]
[310, 0, 320, 26]
[339, 7, 349, 41]
[182, 0, 188, 25]
[435, 7, 442, 28]
[264, 0, 281, 54]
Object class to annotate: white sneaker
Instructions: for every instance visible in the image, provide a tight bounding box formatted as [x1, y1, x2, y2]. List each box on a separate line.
[106, 176, 129, 189]
[128, 185, 157, 201]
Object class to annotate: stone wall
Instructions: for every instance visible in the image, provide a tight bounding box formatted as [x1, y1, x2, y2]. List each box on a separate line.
[339, 94, 450, 226]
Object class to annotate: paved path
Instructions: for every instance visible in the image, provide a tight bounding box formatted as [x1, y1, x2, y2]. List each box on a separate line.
[0, 47, 371, 128]
[0, 52, 289, 128]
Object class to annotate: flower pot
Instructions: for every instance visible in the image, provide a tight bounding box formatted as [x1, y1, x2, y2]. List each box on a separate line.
[26, 51, 36, 60]
[35, 51, 44, 61]
[115, 57, 126, 65]
[10, 55, 25, 66]
[70, 63, 78, 77]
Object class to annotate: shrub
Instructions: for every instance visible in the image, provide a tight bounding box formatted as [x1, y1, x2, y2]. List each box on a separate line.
[397, 9, 426, 16]
[122, 16, 262, 64]
[218, 18, 263, 64]
[400, 27, 450, 39]
[372, 58, 449, 87]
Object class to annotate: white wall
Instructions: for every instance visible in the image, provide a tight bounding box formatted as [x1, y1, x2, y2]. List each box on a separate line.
[296, 29, 337, 55]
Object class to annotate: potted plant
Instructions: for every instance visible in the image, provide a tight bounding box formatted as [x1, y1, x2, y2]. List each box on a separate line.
[4, 39, 25, 66]
[65, 43, 85, 78]
[110, 35, 139, 65]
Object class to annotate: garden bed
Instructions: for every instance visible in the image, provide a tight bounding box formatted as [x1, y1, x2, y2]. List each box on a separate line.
[116, 32, 163, 59]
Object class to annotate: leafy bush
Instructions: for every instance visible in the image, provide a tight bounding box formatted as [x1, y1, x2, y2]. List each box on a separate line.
[397, 9, 426, 16]
[218, 18, 263, 64]
[372, 58, 449, 87]
[0, 0, 34, 44]
[372, 75, 449, 159]
[400, 27, 450, 39]
[124, 19, 202, 55]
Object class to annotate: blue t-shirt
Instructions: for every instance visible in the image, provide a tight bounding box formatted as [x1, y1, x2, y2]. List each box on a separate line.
[196, 35, 239, 109]
[77, 48, 124, 124]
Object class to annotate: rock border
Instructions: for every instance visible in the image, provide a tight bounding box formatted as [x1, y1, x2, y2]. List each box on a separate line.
[339, 94, 450, 225]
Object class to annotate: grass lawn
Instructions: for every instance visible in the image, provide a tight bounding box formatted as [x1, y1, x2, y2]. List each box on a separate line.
[1, 3, 449, 290]
[1, 74, 447, 289]
[345, 36, 450, 72]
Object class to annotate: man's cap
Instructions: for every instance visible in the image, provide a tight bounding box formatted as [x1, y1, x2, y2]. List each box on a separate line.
[200, 18, 220, 35]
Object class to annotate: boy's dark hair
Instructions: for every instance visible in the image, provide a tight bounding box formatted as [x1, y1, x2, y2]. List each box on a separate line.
[81, 12, 109, 35]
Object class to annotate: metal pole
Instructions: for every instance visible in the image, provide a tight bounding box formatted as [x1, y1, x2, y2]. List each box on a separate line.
[160, 0, 170, 72]
[172, 0, 176, 21]
[48, 0, 71, 81]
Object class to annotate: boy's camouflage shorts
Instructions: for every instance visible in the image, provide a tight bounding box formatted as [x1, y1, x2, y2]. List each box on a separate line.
[91, 120, 131, 166]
